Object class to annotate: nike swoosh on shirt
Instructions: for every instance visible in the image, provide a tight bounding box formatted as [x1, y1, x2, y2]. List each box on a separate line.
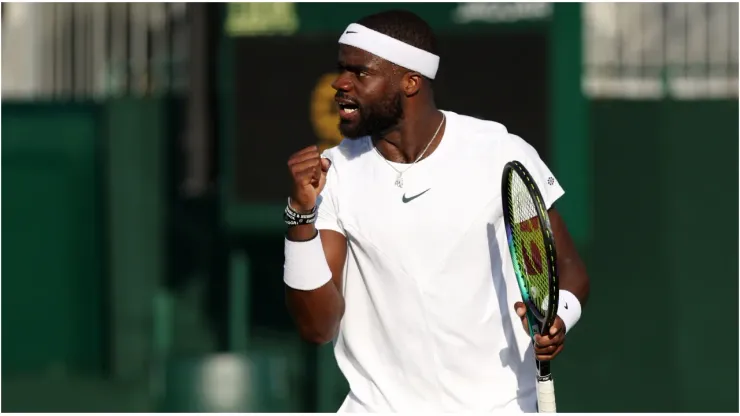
[402, 188, 431, 203]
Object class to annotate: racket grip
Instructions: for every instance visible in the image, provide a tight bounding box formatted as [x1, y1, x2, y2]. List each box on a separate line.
[536, 379, 557, 413]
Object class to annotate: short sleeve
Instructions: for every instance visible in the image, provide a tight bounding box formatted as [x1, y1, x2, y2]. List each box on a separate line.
[516, 136, 565, 209]
[314, 154, 345, 236]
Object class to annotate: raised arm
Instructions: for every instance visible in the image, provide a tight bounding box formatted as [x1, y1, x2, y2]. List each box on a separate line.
[284, 146, 348, 344]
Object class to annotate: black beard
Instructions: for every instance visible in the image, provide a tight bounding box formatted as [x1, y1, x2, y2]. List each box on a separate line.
[339, 92, 403, 139]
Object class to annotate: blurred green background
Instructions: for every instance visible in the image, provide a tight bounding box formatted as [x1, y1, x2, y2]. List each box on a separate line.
[2, 2, 738, 413]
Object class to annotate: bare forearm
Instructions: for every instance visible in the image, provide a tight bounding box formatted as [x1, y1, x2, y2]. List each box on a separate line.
[285, 224, 346, 344]
[286, 282, 345, 344]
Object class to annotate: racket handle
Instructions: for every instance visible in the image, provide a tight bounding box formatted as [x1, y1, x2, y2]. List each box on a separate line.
[536, 379, 557, 413]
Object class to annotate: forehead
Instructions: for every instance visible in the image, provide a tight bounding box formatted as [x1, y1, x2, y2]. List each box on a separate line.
[337, 44, 388, 70]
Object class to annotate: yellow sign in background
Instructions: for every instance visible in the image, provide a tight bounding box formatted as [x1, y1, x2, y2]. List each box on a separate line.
[310, 73, 343, 153]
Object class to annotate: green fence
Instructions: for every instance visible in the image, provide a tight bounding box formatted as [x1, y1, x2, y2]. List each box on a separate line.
[2, 100, 169, 412]
[553, 100, 739, 412]
[2, 104, 106, 376]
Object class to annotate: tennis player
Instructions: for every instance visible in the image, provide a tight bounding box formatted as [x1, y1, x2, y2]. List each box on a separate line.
[283, 10, 590, 413]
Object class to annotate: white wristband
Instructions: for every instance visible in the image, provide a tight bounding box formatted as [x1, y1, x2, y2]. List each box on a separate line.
[283, 233, 333, 291]
[557, 290, 582, 334]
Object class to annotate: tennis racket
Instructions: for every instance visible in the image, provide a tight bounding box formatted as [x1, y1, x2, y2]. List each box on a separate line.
[501, 160, 560, 413]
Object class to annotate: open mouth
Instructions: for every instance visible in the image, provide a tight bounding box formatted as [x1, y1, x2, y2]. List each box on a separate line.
[336, 98, 360, 120]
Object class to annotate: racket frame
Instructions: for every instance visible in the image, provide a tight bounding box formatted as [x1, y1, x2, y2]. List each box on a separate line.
[501, 160, 560, 412]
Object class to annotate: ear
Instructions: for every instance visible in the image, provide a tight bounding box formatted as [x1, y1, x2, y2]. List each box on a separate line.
[402, 72, 423, 97]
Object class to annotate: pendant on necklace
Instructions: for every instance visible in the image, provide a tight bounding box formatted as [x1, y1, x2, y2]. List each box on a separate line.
[395, 174, 404, 188]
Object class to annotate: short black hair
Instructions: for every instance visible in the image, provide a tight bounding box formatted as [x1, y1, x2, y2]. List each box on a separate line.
[356, 9, 438, 56]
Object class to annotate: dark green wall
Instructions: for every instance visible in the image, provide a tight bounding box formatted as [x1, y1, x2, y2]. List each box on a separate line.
[554, 100, 739, 412]
[2, 104, 106, 375]
[2, 100, 170, 412]
[106, 99, 168, 381]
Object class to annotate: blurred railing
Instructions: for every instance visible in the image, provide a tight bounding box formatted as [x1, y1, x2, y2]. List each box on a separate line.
[2, 2, 190, 99]
[584, 2, 738, 99]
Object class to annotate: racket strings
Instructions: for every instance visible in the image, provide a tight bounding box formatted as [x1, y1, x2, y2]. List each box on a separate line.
[506, 171, 551, 318]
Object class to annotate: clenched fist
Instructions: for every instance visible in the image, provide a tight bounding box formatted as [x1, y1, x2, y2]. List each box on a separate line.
[288, 145, 331, 213]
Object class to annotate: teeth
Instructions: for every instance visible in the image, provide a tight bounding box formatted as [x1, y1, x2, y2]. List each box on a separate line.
[343, 108, 357, 113]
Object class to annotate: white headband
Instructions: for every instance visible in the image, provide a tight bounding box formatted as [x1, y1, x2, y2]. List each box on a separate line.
[338, 23, 440, 80]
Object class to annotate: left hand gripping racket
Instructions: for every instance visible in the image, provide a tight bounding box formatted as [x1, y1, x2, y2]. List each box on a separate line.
[501, 161, 560, 413]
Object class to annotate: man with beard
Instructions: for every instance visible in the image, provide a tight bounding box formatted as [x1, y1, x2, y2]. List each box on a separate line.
[282, 9, 590, 413]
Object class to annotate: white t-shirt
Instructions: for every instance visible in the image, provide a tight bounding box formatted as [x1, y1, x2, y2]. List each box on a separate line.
[315, 110, 565, 413]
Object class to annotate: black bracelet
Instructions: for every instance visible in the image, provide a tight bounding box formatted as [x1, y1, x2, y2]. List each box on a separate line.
[284, 198, 317, 226]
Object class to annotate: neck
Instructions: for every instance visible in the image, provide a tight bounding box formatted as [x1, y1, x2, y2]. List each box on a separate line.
[374, 105, 445, 164]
